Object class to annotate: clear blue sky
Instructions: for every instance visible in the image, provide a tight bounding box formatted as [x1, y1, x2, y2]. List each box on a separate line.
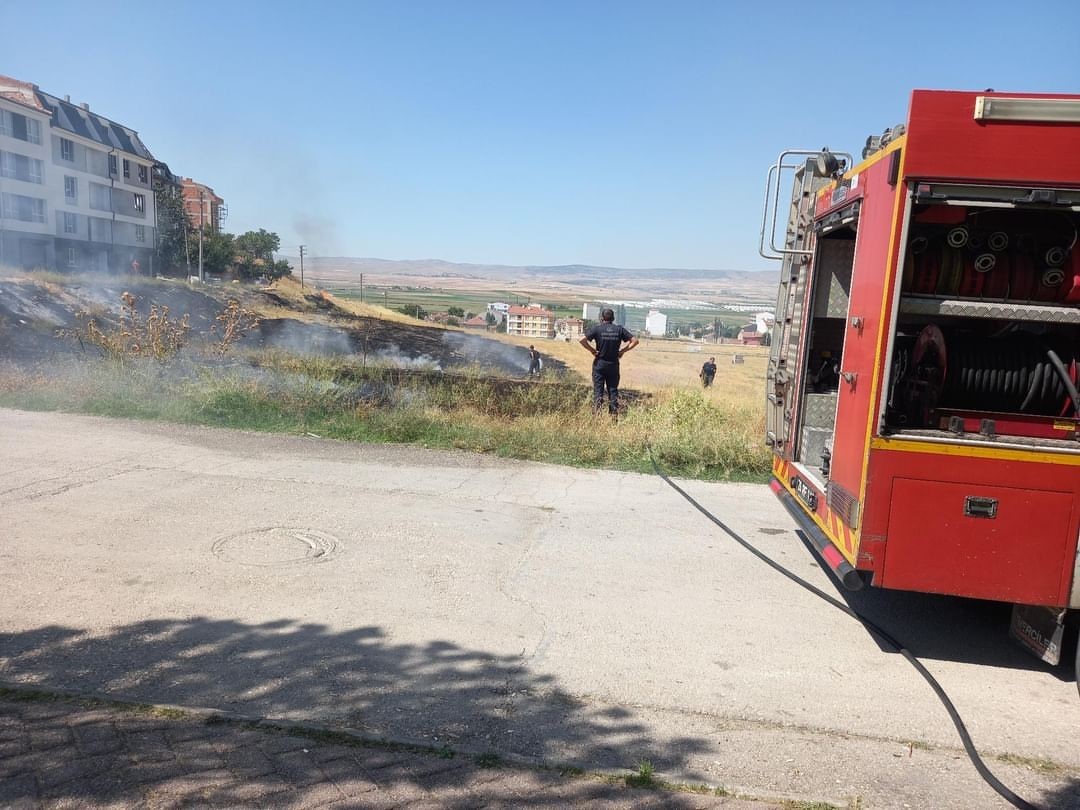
[6, 0, 1078, 270]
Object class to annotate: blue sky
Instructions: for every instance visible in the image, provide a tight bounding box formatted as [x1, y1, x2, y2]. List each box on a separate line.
[6, 1, 1078, 270]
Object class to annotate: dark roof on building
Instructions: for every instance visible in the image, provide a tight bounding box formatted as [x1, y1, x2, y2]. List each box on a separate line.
[35, 90, 154, 160]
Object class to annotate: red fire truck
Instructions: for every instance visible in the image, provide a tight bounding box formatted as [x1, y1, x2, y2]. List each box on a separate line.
[760, 89, 1080, 682]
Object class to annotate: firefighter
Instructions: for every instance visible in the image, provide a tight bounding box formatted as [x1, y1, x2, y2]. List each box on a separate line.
[580, 308, 638, 416]
[700, 356, 717, 388]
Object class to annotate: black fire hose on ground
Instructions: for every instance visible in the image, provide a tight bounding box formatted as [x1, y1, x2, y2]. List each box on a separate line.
[646, 447, 1040, 810]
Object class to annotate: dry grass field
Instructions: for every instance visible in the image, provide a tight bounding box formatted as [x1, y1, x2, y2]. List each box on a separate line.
[494, 331, 768, 403]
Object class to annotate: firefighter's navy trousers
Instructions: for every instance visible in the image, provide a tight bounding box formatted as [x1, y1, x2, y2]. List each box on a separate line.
[592, 359, 620, 414]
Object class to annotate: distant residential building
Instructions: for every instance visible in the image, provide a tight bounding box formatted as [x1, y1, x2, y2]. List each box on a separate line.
[506, 304, 555, 339]
[737, 322, 764, 345]
[463, 315, 488, 330]
[555, 317, 584, 340]
[487, 302, 509, 322]
[180, 177, 225, 232]
[0, 74, 158, 272]
[644, 310, 668, 336]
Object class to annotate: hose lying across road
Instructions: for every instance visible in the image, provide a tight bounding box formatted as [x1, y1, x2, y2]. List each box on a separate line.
[647, 448, 1039, 810]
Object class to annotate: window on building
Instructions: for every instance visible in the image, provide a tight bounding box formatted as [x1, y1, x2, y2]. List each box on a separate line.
[0, 152, 44, 184]
[0, 111, 42, 144]
[1, 192, 47, 223]
[133, 193, 145, 213]
[122, 158, 130, 179]
[66, 247, 78, 268]
[108, 153, 117, 175]
[60, 138, 74, 162]
[63, 212, 78, 234]
[135, 225, 145, 242]
[89, 183, 111, 211]
[64, 175, 77, 202]
[138, 164, 148, 184]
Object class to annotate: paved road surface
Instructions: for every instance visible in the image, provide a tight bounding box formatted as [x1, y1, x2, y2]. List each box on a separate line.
[1, 409, 1078, 809]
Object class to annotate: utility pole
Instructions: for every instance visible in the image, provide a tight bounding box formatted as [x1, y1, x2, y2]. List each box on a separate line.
[360, 272, 364, 302]
[383, 291, 387, 308]
[299, 245, 306, 288]
[197, 191, 204, 283]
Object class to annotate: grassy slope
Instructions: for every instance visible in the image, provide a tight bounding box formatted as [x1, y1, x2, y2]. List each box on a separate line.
[0, 272, 771, 480]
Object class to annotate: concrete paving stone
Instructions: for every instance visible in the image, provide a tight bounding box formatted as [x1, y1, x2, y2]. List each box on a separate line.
[201, 775, 298, 805]
[28, 726, 73, 751]
[256, 733, 312, 755]
[0, 771, 39, 806]
[0, 737, 30, 758]
[66, 708, 125, 727]
[125, 729, 176, 761]
[72, 720, 123, 748]
[0, 751, 44, 779]
[271, 748, 327, 786]
[124, 757, 203, 787]
[276, 781, 350, 809]
[15, 704, 72, 723]
[405, 756, 471, 785]
[221, 745, 278, 778]
[162, 721, 216, 744]
[317, 787, 409, 810]
[38, 753, 120, 790]
[316, 756, 380, 792]
[353, 749, 410, 773]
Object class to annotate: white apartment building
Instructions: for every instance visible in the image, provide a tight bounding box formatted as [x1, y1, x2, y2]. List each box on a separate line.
[506, 304, 555, 339]
[0, 75, 157, 273]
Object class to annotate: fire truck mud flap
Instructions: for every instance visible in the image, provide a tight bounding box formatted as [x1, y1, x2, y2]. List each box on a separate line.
[770, 478, 864, 591]
[1009, 604, 1065, 666]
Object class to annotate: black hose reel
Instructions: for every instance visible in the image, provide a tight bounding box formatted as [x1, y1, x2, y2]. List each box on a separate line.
[897, 325, 1080, 427]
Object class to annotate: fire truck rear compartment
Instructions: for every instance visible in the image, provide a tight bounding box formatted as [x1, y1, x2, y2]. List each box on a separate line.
[884, 199, 1080, 447]
[882, 477, 1076, 604]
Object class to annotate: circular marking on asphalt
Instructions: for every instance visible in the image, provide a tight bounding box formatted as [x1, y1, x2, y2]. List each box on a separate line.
[211, 527, 341, 566]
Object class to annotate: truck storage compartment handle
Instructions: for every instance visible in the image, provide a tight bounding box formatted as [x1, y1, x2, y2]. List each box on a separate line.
[963, 496, 998, 518]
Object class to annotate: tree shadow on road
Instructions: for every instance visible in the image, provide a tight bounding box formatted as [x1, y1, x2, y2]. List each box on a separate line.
[0, 617, 716, 807]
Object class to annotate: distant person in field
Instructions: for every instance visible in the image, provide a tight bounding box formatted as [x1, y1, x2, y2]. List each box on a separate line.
[580, 308, 638, 416]
[700, 356, 717, 388]
[528, 345, 541, 376]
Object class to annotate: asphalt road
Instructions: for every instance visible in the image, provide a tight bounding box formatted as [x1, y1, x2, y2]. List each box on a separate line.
[1, 409, 1078, 809]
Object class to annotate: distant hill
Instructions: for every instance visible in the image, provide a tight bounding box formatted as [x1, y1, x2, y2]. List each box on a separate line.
[291, 256, 768, 283]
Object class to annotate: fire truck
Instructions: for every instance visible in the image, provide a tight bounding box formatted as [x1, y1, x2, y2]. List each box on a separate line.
[759, 89, 1080, 682]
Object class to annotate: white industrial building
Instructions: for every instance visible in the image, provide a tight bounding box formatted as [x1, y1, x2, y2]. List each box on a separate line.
[645, 309, 668, 336]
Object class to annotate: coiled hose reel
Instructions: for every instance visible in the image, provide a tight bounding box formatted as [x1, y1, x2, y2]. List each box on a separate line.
[894, 325, 1080, 427]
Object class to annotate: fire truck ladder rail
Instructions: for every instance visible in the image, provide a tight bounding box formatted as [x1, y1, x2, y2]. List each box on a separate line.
[647, 447, 1040, 810]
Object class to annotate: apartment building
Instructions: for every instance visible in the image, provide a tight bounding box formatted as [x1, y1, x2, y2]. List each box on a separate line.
[505, 304, 555, 339]
[0, 74, 157, 272]
[180, 177, 225, 232]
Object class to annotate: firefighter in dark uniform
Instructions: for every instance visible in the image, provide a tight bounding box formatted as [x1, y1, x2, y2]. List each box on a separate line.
[580, 308, 639, 416]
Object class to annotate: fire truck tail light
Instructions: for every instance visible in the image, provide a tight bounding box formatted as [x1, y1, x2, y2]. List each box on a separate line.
[974, 96, 1080, 123]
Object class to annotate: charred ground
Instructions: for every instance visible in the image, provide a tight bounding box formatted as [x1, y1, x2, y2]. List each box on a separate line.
[0, 274, 568, 377]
